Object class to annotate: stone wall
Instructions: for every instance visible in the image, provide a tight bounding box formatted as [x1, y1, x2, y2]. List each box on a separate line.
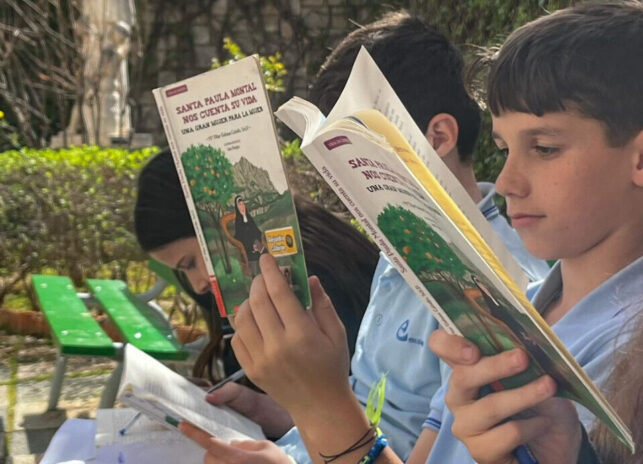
[130, 0, 379, 143]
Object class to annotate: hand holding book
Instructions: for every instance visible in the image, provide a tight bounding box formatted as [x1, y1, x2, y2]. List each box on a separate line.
[428, 329, 583, 464]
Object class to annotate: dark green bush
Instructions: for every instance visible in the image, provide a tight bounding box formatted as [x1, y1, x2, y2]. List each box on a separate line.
[0, 146, 159, 302]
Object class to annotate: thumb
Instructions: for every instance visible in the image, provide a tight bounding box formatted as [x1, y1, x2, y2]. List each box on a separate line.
[205, 381, 245, 406]
[308, 275, 346, 346]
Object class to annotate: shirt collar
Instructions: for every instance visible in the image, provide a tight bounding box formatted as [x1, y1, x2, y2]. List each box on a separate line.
[476, 182, 500, 221]
[532, 256, 643, 324]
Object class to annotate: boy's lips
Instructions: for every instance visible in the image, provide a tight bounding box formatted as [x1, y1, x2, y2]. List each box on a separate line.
[509, 213, 545, 229]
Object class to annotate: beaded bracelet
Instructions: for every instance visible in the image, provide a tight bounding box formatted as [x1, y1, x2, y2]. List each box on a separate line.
[357, 429, 388, 464]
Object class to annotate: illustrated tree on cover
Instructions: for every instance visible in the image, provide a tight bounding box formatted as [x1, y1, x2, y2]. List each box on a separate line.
[377, 205, 469, 293]
[182, 144, 236, 273]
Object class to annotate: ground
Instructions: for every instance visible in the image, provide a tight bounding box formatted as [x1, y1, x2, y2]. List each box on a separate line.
[0, 331, 117, 463]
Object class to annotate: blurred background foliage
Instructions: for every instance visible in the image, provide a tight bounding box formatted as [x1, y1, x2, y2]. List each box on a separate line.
[0, 0, 576, 314]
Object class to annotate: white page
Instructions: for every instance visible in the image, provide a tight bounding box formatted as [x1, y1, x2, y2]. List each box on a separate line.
[324, 48, 527, 290]
[40, 419, 97, 464]
[91, 439, 204, 464]
[117, 345, 264, 442]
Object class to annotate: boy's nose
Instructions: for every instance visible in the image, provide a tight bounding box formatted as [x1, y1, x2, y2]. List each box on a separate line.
[495, 154, 529, 199]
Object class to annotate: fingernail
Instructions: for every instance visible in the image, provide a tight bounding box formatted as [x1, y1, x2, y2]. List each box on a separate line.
[513, 351, 525, 369]
[462, 344, 474, 360]
[538, 376, 554, 395]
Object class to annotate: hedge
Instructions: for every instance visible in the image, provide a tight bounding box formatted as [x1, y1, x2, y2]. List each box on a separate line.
[0, 146, 159, 301]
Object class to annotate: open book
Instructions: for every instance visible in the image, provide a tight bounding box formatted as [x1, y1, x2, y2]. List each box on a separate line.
[116, 344, 265, 442]
[153, 56, 311, 318]
[275, 48, 632, 450]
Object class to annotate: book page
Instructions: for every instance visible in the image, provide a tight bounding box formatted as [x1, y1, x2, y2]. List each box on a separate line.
[303, 117, 630, 449]
[117, 345, 265, 442]
[323, 47, 528, 290]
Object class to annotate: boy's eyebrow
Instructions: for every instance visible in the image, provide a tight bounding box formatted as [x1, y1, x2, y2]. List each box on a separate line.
[492, 127, 563, 140]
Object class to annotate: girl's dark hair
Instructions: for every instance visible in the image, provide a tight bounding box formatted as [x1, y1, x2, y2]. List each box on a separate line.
[487, 2, 643, 147]
[134, 148, 196, 252]
[294, 195, 379, 351]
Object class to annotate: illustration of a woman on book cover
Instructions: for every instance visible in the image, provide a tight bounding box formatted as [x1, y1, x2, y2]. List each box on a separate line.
[234, 195, 265, 276]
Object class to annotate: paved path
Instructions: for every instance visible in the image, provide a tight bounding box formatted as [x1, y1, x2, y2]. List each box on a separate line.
[0, 332, 117, 464]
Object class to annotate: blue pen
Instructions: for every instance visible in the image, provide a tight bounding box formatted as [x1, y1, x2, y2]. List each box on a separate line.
[479, 385, 539, 464]
[119, 411, 142, 436]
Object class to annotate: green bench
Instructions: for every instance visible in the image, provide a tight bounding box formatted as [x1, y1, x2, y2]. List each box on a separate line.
[31, 274, 188, 410]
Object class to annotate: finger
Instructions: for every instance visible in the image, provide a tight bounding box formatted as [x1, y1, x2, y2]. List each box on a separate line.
[201, 437, 248, 464]
[445, 349, 530, 407]
[233, 299, 264, 357]
[179, 421, 213, 449]
[258, 253, 309, 327]
[229, 440, 269, 451]
[450, 376, 557, 436]
[466, 416, 551, 464]
[205, 381, 245, 406]
[248, 272, 286, 341]
[428, 329, 480, 366]
[308, 276, 346, 346]
[231, 332, 253, 373]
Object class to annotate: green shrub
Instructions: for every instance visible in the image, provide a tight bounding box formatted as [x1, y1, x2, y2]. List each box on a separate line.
[0, 146, 159, 301]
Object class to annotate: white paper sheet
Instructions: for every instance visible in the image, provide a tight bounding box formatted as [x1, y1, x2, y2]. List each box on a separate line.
[39, 419, 97, 464]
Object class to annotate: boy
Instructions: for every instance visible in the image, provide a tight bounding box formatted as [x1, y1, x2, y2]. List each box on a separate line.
[190, 12, 548, 464]
[424, 3, 643, 462]
[201, 2, 642, 464]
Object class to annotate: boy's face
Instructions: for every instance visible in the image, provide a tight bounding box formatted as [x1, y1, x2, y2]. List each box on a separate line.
[492, 111, 641, 261]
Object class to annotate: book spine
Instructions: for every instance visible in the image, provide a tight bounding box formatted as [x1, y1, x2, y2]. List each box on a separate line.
[153, 89, 228, 318]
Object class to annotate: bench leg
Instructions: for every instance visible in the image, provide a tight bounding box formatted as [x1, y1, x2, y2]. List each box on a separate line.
[48, 353, 67, 411]
[99, 361, 123, 409]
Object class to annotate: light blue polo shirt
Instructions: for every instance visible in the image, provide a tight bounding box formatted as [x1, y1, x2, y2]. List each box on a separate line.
[278, 183, 548, 462]
[423, 256, 643, 464]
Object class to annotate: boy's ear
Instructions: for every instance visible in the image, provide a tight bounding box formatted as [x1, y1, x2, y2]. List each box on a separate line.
[425, 113, 459, 158]
[632, 130, 643, 187]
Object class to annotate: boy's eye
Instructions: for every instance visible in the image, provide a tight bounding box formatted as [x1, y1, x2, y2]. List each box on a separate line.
[497, 147, 509, 158]
[533, 145, 559, 157]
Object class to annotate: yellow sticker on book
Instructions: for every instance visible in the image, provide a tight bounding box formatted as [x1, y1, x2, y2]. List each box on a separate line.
[265, 227, 298, 257]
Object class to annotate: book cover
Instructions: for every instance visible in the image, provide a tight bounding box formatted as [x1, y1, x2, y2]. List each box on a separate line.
[153, 56, 311, 318]
[274, 48, 632, 451]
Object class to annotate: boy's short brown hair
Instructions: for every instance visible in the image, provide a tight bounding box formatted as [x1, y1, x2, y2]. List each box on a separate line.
[487, 2, 643, 146]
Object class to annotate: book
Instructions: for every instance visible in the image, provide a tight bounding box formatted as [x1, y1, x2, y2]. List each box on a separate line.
[153, 56, 311, 318]
[116, 344, 265, 442]
[274, 47, 633, 450]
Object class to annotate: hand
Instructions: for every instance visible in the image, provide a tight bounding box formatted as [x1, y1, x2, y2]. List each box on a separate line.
[180, 421, 294, 464]
[428, 330, 582, 464]
[231, 254, 353, 423]
[206, 382, 294, 438]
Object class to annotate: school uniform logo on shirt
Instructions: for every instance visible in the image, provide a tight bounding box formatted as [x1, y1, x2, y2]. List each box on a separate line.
[396, 319, 424, 346]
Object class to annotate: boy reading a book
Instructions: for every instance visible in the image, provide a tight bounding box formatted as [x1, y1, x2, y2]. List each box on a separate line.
[182, 11, 547, 464]
[184, 2, 643, 464]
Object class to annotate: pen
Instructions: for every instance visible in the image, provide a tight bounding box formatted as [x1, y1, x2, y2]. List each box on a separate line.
[119, 411, 142, 436]
[206, 368, 245, 393]
[479, 384, 539, 464]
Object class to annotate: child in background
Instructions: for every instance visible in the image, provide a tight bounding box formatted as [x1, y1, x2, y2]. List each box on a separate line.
[198, 2, 642, 464]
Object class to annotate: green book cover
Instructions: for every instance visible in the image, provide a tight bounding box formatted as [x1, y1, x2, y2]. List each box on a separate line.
[153, 56, 311, 318]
